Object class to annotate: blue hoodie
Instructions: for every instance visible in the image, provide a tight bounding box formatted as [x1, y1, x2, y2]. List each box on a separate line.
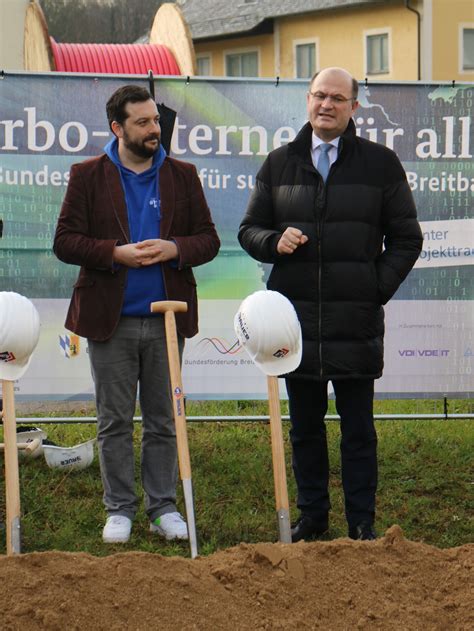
[105, 138, 167, 316]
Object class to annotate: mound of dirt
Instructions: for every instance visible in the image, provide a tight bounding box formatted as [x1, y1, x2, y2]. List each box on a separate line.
[0, 526, 472, 630]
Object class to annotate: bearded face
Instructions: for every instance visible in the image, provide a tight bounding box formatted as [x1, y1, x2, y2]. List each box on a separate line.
[121, 126, 161, 159]
[113, 99, 162, 162]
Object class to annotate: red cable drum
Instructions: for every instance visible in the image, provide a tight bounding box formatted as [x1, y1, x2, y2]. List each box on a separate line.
[50, 39, 181, 75]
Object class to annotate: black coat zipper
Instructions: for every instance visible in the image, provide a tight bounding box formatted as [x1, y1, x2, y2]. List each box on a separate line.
[316, 155, 335, 378]
[316, 177, 326, 379]
[316, 139, 343, 378]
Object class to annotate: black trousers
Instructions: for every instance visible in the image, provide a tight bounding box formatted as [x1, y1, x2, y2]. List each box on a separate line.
[285, 378, 377, 528]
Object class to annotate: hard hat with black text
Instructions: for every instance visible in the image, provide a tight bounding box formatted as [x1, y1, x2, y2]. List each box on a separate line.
[234, 290, 302, 376]
[43, 438, 96, 471]
[0, 292, 40, 381]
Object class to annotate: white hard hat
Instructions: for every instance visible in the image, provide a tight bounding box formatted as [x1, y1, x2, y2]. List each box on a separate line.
[16, 426, 48, 459]
[0, 292, 40, 380]
[234, 290, 302, 376]
[43, 438, 96, 471]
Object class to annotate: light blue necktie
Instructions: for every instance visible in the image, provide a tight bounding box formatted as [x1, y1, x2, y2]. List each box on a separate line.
[318, 143, 332, 182]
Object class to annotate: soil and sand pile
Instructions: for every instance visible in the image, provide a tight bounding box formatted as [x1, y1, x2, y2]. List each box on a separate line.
[0, 526, 472, 630]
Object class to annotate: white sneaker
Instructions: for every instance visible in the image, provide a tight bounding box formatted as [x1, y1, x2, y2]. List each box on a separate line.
[102, 515, 132, 543]
[150, 512, 188, 540]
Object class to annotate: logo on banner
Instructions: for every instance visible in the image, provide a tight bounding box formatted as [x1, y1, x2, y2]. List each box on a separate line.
[59, 333, 80, 358]
[398, 349, 450, 358]
[183, 336, 244, 369]
[196, 337, 241, 354]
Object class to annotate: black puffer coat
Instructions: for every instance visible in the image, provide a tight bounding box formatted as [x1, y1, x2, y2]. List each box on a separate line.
[238, 120, 423, 381]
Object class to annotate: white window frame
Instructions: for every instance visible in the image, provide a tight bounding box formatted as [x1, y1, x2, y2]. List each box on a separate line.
[223, 46, 261, 77]
[196, 53, 213, 76]
[363, 28, 392, 76]
[459, 23, 474, 74]
[293, 38, 319, 79]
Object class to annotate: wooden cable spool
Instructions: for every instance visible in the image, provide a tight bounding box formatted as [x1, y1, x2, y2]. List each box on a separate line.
[23, 1, 196, 76]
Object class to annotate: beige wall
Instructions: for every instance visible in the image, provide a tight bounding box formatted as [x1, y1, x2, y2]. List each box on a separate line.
[194, 33, 275, 77]
[278, 4, 418, 81]
[432, 0, 474, 81]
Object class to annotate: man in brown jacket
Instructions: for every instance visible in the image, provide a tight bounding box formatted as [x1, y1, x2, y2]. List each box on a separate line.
[54, 85, 220, 544]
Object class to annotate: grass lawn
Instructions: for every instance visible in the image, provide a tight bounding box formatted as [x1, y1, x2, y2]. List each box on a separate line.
[1, 397, 472, 556]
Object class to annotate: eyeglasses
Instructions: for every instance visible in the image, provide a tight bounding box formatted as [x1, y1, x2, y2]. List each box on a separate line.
[308, 91, 355, 105]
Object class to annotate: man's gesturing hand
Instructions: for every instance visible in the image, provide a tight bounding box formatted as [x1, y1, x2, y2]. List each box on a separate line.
[277, 227, 309, 255]
[113, 239, 179, 268]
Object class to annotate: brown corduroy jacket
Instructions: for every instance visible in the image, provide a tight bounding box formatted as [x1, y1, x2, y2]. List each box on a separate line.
[54, 154, 220, 341]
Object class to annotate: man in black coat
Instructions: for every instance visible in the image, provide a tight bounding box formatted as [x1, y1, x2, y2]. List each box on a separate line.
[239, 67, 423, 542]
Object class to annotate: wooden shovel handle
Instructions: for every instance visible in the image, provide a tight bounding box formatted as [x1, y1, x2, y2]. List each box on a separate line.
[2, 380, 21, 554]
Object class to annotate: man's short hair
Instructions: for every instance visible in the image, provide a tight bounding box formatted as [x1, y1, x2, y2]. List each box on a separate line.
[106, 85, 153, 131]
[309, 71, 359, 100]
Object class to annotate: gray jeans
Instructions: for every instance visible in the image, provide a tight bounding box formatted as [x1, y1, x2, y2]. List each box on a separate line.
[88, 316, 184, 522]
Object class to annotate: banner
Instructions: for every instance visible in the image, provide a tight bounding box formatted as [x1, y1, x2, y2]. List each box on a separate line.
[0, 74, 472, 399]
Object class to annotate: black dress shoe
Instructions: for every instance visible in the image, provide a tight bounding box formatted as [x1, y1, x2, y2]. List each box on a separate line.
[348, 521, 377, 541]
[291, 515, 329, 543]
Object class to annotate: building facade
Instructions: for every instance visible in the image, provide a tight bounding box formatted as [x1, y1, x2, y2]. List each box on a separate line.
[176, 0, 474, 82]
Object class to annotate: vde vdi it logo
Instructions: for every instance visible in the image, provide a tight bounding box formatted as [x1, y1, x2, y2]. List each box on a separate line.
[59, 333, 80, 358]
[398, 348, 450, 358]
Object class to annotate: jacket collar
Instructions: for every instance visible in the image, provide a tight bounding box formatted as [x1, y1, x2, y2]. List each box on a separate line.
[288, 118, 357, 161]
[104, 157, 130, 243]
[157, 159, 174, 238]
